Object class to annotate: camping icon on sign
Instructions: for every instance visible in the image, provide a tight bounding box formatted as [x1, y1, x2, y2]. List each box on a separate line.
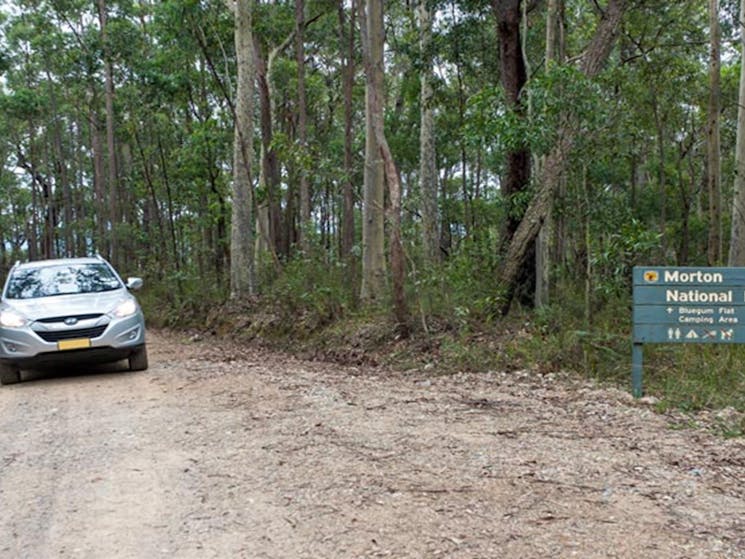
[643, 270, 659, 283]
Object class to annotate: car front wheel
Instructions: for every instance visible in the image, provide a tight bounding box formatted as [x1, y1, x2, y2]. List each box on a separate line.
[0, 363, 21, 385]
[128, 346, 149, 372]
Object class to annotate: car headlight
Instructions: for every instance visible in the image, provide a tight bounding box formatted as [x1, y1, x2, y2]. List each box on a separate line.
[0, 309, 27, 328]
[112, 299, 138, 318]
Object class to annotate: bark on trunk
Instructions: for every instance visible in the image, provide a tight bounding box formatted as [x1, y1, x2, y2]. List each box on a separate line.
[494, 0, 533, 305]
[359, 0, 387, 303]
[254, 34, 286, 259]
[419, 0, 439, 265]
[230, 0, 256, 298]
[359, 0, 408, 332]
[296, 0, 311, 251]
[97, 0, 120, 267]
[494, 0, 530, 242]
[339, 0, 356, 261]
[535, 0, 561, 308]
[89, 102, 107, 256]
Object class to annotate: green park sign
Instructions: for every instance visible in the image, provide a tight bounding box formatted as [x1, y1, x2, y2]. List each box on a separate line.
[632, 266, 745, 396]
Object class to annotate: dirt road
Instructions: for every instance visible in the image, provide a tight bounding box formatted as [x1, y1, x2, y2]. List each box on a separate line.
[0, 330, 743, 558]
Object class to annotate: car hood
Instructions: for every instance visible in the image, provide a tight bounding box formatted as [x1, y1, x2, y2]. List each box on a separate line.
[2, 290, 134, 320]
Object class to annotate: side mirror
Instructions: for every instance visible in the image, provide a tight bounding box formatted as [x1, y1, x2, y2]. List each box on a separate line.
[126, 277, 144, 290]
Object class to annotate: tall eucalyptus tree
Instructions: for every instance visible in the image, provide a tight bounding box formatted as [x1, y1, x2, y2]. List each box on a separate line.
[296, 0, 311, 251]
[419, 0, 439, 265]
[359, 0, 408, 330]
[97, 0, 121, 267]
[359, 0, 386, 303]
[230, 0, 256, 298]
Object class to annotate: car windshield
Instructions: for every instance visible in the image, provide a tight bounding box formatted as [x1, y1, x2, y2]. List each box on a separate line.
[4, 263, 122, 299]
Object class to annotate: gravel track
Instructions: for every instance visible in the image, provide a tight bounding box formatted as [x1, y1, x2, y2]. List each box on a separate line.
[0, 330, 743, 558]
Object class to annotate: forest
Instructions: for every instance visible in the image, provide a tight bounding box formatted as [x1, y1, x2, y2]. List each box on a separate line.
[1, 0, 744, 415]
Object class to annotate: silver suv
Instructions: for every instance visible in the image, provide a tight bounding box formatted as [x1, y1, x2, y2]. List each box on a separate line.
[0, 256, 147, 384]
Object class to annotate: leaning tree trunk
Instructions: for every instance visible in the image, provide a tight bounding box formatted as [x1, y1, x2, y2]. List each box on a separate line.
[728, 0, 745, 265]
[499, 0, 626, 315]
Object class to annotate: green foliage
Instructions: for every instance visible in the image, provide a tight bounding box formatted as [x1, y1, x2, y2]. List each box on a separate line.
[591, 219, 662, 298]
[259, 255, 357, 338]
[413, 234, 502, 328]
[645, 345, 745, 418]
[138, 266, 228, 329]
[0, 89, 45, 120]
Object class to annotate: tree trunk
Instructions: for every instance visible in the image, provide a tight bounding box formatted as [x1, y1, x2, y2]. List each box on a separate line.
[494, 0, 530, 242]
[677, 135, 695, 266]
[359, 0, 408, 332]
[499, 0, 626, 315]
[359, 0, 387, 303]
[230, 0, 256, 298]
[254, 34, 286, 259]
[729, 0, 745, 265]
[254, 38, 286, 260]
[652, 95, 667, 257]
[339, 0, 356, 261]
[494, 0, 533, 305]
[535, 0, 561, 307]
[419, 0, 439, 265]
[97, 0, 120, 267]
[89, 101, 107, 256]
[296, 0, 311, 251]
[46, 69, 72, 257]
[707, 0, 722, 265]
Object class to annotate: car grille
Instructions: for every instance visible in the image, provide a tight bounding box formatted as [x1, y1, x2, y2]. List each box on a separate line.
[35, 325, 108, 343]
[36, 314, 104, 324]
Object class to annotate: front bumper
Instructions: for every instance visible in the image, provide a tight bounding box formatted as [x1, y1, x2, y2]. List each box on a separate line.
[0, 313, 145, 368]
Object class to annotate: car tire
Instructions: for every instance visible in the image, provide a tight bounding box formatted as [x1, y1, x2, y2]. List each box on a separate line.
[128, 345, 149, 371]
[0, 364, 21, 385]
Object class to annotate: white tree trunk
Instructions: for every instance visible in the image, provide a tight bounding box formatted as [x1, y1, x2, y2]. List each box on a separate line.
[418, 0, 439, 265]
